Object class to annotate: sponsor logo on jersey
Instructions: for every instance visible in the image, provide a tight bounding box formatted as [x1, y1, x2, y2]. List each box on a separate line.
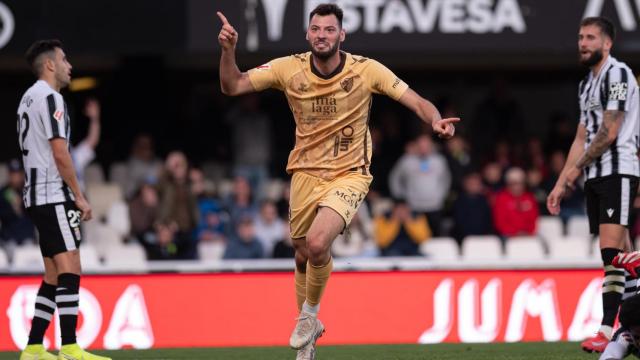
[53, 110, 64, 122]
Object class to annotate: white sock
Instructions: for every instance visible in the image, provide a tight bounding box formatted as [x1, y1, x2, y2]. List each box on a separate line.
[302, 301, 319, 316]
[599, 325, 613, 339]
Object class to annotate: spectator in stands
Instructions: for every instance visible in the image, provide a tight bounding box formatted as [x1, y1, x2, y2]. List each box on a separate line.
[254, 200, 286, 257]
[157, 151, 199, 259]
[72, 98, 101, 190]
[224, 175, 257, 233]
[224, 93, 272, 197]
[493, 167, 539, 238]
[452, 172, 493, 245]
[128, 180, 159, 247]
[143, 221, 182, 260]
[542, 150, 585, 223]
[374, 198, 431, 256]
[482, 161, 504, 204]
[444, 136, 472, 194]
[125, 134, 163, 198]
[0, 159, 35, 245]
[223, 216, 264, 259]
[191, 168, 228, 243]
[527, 167, 549, 215]
[389, 134, 451, 236]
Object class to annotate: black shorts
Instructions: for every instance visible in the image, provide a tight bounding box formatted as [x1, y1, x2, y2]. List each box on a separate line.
[26, 201, 82, 258]
[585, 175, 639, 235]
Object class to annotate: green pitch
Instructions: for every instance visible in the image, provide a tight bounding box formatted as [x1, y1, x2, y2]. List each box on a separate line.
[0, 342, 598, 359]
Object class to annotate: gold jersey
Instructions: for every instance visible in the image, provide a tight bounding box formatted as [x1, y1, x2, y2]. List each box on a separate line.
[248, 51, 408, 180]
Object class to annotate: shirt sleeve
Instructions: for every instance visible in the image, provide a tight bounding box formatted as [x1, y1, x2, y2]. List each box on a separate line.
[247, 56, 289, 92]
[604, 67, 633, 112]
[364, 59, 409, 101]
[579, 82, 587, 126]
[40, 92, 68, 139]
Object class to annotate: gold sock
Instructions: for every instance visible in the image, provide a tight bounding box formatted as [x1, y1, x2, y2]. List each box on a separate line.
[295, 267, 307, 312]
[305, 257, 334, 307]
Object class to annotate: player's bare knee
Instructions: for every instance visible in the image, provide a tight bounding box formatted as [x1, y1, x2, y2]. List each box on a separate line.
[306, 240, 329, 261]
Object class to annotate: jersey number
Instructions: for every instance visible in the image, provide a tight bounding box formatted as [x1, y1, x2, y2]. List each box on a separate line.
[17, 112, 30, 156]
[67, 209, 81, 228]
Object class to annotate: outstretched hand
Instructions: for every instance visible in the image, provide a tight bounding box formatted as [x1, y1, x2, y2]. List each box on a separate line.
[432, 117, 459, 139]
[217, 11, 238, 51]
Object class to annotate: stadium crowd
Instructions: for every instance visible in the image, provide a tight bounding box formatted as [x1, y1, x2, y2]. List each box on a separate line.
[2, 93, 640, 263]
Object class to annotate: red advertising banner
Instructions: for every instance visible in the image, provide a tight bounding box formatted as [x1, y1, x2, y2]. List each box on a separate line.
[0, 269, 606, 350]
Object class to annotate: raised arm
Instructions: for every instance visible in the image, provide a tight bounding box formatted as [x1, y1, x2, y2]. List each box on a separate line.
[83, 98, 101, 149]
[217, 11, 255, 96]
[397, 88, 459, 139]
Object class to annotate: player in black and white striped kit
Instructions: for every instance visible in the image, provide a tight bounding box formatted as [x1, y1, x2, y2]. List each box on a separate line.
[17, 40, 109, 360]
[547, 17, 640, 354]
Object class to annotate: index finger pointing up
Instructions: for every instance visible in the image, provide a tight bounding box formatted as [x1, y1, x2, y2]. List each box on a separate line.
[217, 11, 230, 25]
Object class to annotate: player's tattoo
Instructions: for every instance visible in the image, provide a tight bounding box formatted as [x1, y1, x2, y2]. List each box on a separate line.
[576, 110, 624, 169]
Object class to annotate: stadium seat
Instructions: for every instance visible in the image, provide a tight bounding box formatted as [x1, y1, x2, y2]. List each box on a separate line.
[108, 162, 129, 193]
[567, 216, 591, 239]
[0, 247, 8, 270]
[84, 222, 123, 257]
[106, 201, 131, 238]
[591, 237, 602, 259]
[84, 163, 105, 184]
[86, 183, 124, 220]
[504, 236, 546, 261]
[537, 216, 563, 241]
[102, 243, 147, 272]
[79, 244, 102, 271]
[548, 236, 590, 260]
[198, 241, 226, 261]
[419, 237, 459, 261]
[461, 235, 503, 261]
[11, 244, 44, 271]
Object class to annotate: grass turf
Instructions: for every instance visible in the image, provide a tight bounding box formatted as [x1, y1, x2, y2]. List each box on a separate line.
[0, 342, 600, 359]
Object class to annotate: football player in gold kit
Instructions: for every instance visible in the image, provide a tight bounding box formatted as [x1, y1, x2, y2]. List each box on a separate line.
[217, 3, 458, 359]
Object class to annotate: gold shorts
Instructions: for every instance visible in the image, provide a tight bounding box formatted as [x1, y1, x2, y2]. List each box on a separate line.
[289, 170, 372, 239]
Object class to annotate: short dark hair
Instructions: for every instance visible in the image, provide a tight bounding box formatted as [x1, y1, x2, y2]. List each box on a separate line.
[620, 293, 640, 328]
[25, 39, 63, 76]
[580, 17, 616, 42]
[309, 3, 343, 28]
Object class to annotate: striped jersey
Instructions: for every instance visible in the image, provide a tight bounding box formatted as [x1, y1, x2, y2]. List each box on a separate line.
[579, 55, 640, 180]
[16, 80, 75, 208]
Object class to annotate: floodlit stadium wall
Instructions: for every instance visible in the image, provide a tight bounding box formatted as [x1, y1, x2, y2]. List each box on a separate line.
[0, 269, 606, 351]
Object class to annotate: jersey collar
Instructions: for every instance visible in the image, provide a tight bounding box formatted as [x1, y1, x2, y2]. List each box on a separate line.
[310, 51, 346, 80]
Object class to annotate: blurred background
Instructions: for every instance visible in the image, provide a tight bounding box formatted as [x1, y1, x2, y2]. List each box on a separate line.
[1, 0, 640, 351]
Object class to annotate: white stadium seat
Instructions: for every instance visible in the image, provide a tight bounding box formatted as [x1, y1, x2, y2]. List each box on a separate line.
[537, 216, 563, 241]
[0, 247, 8, 269]
[103, 243, 147, 272]
[79, 244, 102, 271]
[420, 237, 459, 261]
[86, 183, 124, 220]
[198, 242, 226, 261]
[84, 222, 123, 257]
[548, 236, 590, 260]
[567, 216, 591, 239]
[461, 235, 502, 261]
[504, 236, 546, 261]
[109, 162, 129, 194]
[12, 244, 44, 271]
[106, 201, 131, 237]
